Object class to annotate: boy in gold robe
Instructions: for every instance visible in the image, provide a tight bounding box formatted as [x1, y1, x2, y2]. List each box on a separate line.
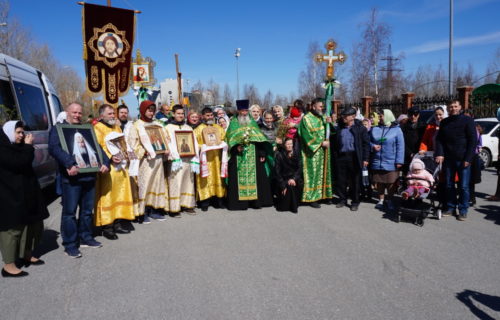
[193, 107, 227, 211]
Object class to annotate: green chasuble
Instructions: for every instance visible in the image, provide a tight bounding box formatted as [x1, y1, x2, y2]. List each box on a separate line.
[298, 112, 333, 202]
[226, 117, 273, 200]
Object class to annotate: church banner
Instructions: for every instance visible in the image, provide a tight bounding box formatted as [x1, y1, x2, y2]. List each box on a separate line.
[82, 3, 135, 104]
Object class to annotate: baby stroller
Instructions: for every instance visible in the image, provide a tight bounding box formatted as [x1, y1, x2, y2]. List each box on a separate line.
[396, 152, 442, 226]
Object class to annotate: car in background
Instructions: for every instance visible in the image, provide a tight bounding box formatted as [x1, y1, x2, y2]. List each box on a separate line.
[475, 118, 499, 167]
[0, 53, 63, 188]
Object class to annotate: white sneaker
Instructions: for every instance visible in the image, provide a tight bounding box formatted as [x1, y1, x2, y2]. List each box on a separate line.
[375, 200, 384, 209]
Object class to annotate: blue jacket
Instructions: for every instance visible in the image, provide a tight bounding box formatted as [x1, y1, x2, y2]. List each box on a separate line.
[369, 124, 405, 171]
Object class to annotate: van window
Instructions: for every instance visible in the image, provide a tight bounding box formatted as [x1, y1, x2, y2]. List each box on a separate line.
[0, 79, 17, 126]
[13, 81, 49, 131]
[51, 94, 63, 115]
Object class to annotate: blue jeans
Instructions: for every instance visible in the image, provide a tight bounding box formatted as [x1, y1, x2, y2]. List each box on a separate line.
[61, 180, 96, 250]
[443, 159, 471, 214]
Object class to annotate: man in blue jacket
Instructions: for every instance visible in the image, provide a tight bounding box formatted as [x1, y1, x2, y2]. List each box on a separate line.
[331, 107, 370, 211]
[49, 103, 110, 258]
[435, 99, 476, 221]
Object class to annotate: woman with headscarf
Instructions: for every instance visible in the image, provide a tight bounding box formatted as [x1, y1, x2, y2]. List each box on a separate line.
[216, 116, 228, 131]
[278, 106, 303, 153]
[128, 100, 170, 222]
[370, 109, 405, 211]
[259, 110, 278, 147]
[419, 106, 448, 154]
[0, 121, 49, 277]
[274, 138, 302, 213]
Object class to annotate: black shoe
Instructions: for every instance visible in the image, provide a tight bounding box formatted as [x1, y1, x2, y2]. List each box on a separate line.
[2, 268, 29, 278]
[114, 224, 131, 234]
[350, 205, 359, 212]
[201, 206, 208, 212]
[18, 258, 45, 267]
[310, 202, 321, 208]
[102, 229, 118, 240]
[217, 198, 226, 209]
[336, 201, 346, 208]
[324, 199, 334, 205]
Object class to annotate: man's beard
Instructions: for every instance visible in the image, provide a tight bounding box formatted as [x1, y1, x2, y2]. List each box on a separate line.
[311, 109, 323, 117]
[105, 119, 116, 126]
[119, 117, 128, 124]
[237, 114, 250, 126]
[205, 120, 215, 125]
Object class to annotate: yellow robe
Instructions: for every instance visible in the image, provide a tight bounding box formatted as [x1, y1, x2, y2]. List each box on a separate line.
[128, 120, 170, 214]
[194, 124, 227, 201]
[93, 122, 135, 226]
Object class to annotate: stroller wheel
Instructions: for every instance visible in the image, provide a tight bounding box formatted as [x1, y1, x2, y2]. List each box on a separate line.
[436, 209, 442, 220]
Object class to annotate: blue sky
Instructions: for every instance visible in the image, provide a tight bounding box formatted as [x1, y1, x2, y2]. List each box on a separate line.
[9, 0, 500, 113]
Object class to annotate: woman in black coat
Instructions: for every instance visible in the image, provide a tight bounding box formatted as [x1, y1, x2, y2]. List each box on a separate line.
[274, 138, 303, 213]
[0, 121, 49, 277]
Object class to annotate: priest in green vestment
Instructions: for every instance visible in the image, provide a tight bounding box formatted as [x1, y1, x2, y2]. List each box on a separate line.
[298, 98, 333, 208]
[225, 99, 273, 210]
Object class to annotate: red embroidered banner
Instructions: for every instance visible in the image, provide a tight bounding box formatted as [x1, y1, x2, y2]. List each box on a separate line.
[82, 3, 135, 104]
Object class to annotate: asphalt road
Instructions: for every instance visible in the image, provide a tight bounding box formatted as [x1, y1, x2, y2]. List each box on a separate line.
[1, 169, 499, 320]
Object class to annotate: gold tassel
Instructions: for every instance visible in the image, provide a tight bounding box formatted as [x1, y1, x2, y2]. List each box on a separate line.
[82, 6, 87, 60]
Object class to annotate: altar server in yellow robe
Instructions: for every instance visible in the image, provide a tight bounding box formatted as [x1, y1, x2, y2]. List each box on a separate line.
[93, 104, 135, 240]
[193, 107, 227, 211]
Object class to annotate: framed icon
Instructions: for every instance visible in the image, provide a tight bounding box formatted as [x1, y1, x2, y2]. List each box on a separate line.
[174, 130, 196, 157]
[56, 124, 104, 173]
[144, 124, 169, 154]
[202, 126, 221, 146]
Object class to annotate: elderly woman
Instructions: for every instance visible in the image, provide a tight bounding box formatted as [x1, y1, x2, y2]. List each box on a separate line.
[187, 110, 201, 129]
[0, 121, 49, 277]
[370, 109, 405, 211]
[272, 105, 284, 124]
[259, 111, 279, 146]
[249, 104, 262, 124]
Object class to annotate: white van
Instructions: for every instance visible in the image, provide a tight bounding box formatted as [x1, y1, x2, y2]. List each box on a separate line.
[0, 53, 63, 188]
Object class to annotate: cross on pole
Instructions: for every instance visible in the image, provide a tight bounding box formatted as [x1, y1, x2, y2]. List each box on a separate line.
[315, 40, 346, 80]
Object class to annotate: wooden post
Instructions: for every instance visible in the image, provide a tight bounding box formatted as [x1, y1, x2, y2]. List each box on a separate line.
[401, 92, 415, 114]
[333, 100, 341, 116]
[107, 0, 111, 6]
[361, 96, 373, 118]
[175, 54, 183, 106]
[457, 86, 474, 110]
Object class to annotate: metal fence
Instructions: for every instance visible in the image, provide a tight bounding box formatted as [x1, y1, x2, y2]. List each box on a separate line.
[471, 92, 500, 119]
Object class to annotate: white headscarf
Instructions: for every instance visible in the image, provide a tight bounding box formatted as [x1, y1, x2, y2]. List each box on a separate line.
[2, 120, 21, 144]
[72, 132, 98, 168]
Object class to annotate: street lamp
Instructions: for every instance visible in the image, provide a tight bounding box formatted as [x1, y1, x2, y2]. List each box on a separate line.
[234, 48, 240, 100]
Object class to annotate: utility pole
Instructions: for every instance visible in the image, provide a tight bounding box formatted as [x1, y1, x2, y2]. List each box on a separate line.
[235, 48, 240, 100]
[449, 0, 454, 96]
[380, 44, 402, 100]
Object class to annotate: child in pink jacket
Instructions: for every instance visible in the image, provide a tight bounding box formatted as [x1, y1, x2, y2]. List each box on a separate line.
[402, 158, 435, 200]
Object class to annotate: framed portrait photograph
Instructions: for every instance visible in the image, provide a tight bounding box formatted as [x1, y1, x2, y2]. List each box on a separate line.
[145, 125, 168, 154]
[175, 130, 196, 158]
[202, 126, 221, 146]
[56, 124, 104, 173]
[132, 63, 150, 83]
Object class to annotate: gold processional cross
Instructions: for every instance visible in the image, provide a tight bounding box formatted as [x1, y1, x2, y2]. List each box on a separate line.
[315, 39, 347, 80]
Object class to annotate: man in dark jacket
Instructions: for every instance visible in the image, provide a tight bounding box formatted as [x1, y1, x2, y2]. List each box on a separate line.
[49, 103, 110, 258]
[435, 100, 476, 221]
[331, 107, 370, 211]
[401, 107, 424, 174]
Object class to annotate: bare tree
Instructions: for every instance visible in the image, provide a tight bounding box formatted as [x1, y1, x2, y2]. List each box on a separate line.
[297, 41, 325, 103]
[206, 79, 220, 105]
[358, 8, 391, 101]
[222, 83, 233, 106]
[262, 89, 273, 109]
[243, 83, 261, 106]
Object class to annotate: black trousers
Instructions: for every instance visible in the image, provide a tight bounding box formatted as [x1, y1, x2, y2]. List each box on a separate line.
[335, 152, 361, 205]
